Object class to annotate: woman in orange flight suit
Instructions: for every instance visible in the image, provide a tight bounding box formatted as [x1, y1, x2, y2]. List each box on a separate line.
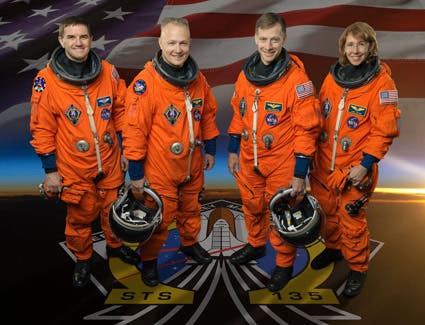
[309, 21, 401, 297]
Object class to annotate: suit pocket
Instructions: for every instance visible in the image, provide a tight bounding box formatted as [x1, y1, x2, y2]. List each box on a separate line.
[60, 187, 85, 205]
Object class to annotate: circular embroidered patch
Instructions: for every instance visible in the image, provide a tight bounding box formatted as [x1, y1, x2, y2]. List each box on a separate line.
[265, 113, 278, 126]
[133, 79, 147, 95]
[347, 116, 359, 129]
[101, 108, 111, 120]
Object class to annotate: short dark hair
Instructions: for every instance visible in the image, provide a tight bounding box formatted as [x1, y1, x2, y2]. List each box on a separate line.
[59, 16, 92, 37]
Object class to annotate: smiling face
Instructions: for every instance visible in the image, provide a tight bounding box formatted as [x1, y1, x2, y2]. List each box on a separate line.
[254, 23, 286, 65]
[344, 33, 370, 66]
[338, 22, 378, 66]
[158, 22, 191, 68]
[58, 24, 92, 63]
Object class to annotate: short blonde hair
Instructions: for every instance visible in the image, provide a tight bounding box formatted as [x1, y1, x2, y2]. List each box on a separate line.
[255, 12, 286, 36]
[160, 17, 190, 36]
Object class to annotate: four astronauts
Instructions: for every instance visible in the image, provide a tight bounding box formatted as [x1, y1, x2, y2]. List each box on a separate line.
[29, 13, 400, 298]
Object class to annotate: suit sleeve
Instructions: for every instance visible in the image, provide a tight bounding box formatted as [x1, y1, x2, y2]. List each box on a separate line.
[110, 66, 127, 133]
[122, 73, 153, 161]
[200, 73, 220, 141]
[29, 71, 58, 155]
[364, 76, 401, 160]
[227, 73, 244, 136]
[290, 73, 321, 158]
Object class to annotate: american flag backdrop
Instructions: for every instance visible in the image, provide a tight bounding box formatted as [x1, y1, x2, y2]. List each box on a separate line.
[0, 0, 424, 193]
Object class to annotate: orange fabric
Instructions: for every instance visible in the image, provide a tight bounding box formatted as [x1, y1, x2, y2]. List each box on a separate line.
[29, 60, 127, 258]
[228, 55, 321, 174]
[310, 166, 378, 272]
[235, 164, 298, 267]
[138, 183, 204, 261]
[123, 61, 220, 261]
[310, 61, 401, 272]
[30, 62, 127, 188]
[123, 62, 220, 194]
[65, 187, 122, 260]
[316, 61, 401, 168]
[228, 54, 321, 267]
[327, 167, 350, 192]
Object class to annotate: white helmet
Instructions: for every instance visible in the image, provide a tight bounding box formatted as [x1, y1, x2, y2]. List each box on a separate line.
[109, 185, 163, 243]
[269, 188, 324, 247]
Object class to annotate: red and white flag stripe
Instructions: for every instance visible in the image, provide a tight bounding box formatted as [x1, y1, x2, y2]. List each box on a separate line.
[109, 0, 425, 99]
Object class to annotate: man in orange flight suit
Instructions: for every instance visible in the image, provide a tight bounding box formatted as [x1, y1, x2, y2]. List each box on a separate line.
[123, 17, 220, 287]
[29, 16, 139, 288]
[309, 21, 401, 297]
[227, 13, 321, 292]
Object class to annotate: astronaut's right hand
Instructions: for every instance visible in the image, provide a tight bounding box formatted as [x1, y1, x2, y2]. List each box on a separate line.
[38, 182, 58, 199]
[39, 171, 62, 198]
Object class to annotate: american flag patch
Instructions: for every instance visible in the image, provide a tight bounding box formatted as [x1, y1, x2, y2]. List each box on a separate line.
[379, 90, 398, 105]
[296, 81, 314, 99]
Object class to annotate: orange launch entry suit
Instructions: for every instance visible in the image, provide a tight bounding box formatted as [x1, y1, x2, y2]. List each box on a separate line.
[309, 60, 401, 272]
[228, 52, 321, 267]
[123, 58, 220, 262]
[30, 48, 127, 260]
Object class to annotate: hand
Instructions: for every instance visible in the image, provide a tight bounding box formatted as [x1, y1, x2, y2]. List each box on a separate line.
[227, 152, 239, 175]
[131, 178, 146, 200]
[203, 153, 215, 170]
[290, 177, 306, 197]
[44, 171, 62, 194]
[349, 164, 368, 187]
[120, 155, 129, 172]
